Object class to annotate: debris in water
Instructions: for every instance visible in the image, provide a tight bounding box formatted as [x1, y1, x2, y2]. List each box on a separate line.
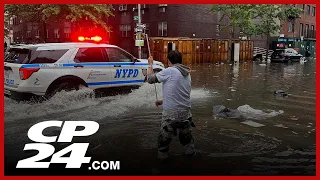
[227, 99, 232, 101]
[292, 131, 298, 135]
[307, 125, 312, 128]
[231, 89, 236, 92]
[274, 124, 288, 129]
[259, 64, 267, 66]
[212, 105, 242, 119]
[288, 116, 299, 121]
[308, 123, 313, 125]
[237, 105, 284, 120]
[274, 90, 288, 97]
[241, 120, 265, 127]
[212, 104, 283, 120]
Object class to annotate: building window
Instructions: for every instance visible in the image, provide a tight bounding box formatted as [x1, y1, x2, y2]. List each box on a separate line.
[120, 24, 131, 37]
[306, 5, 310, 15]
[299, 23, 304, 37]
[301, 4, 305, 14]
[54, 28, 60, 39]
[141, 4, 149, 9]
[141, 10, 145, 14]
[35, 30, 40, 37]
[159, 7, 166, 13]
[158, 22, 167, 36]
[119, 4, 127, 11]
[288, 22, 294, 32]
[64, 27, 71, 39]
[26, 31, 31, 38]
[121, 11, 127, 16]
[312, 6, 316, 16]
[305, 24, 309, 37]
[216, 25, 220, 32]
[64, 22, 71, 39]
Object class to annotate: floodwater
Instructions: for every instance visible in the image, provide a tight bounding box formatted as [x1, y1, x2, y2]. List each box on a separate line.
[4, 60, 316, 175]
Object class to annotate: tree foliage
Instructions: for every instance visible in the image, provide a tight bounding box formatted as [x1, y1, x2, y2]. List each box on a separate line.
[4, 4, 114, 32]
[210, 4, 304, 38]
[4, 13, 10, 38]
[211, 5, 258, 37]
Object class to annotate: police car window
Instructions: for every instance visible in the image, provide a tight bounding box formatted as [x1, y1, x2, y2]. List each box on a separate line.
[74, 48, 106, 63]
[5, 48, 36, 64]
[29, 50, 68, 64]
[106, 48, 132, 62]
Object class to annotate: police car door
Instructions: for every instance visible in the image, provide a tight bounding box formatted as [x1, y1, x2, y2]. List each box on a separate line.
[104, 47, 142, 87]
[72, 47, 111, 89]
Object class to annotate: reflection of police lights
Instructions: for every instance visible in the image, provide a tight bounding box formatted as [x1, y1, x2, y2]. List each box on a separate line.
[78, 36, 103, 42]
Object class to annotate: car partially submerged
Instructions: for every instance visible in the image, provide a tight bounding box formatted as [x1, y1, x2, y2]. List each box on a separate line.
[4, 40, 165, 101]
[271, 48, 303, 63]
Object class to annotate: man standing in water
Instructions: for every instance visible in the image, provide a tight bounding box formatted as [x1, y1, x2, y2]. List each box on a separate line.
[146, 50, 196, 160]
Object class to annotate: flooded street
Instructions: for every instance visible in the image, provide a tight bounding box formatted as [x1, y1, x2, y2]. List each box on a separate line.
[4, 60, 316, 175]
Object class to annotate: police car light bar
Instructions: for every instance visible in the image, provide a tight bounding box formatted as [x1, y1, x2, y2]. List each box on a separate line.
[78, 36, 102, 42]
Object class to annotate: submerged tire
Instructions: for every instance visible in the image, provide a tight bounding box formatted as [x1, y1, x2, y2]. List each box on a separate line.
[45, 79, 86, 99]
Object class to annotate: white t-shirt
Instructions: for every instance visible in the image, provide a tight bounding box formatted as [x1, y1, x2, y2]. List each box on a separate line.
[156, 67, 191, 111]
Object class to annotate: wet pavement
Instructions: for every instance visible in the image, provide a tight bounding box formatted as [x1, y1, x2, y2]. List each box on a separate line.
[4, 60, 316, 175]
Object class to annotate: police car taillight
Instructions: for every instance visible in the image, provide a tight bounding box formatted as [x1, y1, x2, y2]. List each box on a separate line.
[19, 67, 40, 80]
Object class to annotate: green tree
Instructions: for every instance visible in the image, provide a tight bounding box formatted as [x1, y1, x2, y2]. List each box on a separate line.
[5, 4, 114, 42]
[254, 5, 302, 60]
[210, 4, 303, 61]
[4, 13, 10, 38]
[210, 5, 258, 38]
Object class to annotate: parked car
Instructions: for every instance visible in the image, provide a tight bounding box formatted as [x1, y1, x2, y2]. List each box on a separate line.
[271, 48, 303, 63]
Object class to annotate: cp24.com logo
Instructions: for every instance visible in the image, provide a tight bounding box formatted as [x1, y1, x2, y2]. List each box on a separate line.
[16, 120, 118, 170]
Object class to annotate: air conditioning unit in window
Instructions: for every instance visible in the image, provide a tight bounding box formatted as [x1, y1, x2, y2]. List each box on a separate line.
[158, 4, 167, 7]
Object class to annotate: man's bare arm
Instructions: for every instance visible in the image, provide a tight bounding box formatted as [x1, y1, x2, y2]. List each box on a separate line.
[146, 56, 159, 84]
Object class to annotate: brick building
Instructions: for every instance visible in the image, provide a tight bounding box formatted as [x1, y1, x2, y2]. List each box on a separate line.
[108, 4, 231, 57]
[281, 4, 316, 40]
[10, 4, 315, 57]
[274, 4, 316, 56]
[10, 4, 230, 57]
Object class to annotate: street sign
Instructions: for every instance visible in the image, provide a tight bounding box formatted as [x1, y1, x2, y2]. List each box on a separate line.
[134, 16, 139, 21]
[134, 28, 143, 33]
[136, 24, 146, 29]
[135, 40, 144, 47]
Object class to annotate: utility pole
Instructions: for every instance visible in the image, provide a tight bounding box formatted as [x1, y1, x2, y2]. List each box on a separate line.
[137, 4, 142, 59]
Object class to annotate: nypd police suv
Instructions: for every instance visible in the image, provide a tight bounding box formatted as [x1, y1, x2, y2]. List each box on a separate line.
[4, 41, 165, 100]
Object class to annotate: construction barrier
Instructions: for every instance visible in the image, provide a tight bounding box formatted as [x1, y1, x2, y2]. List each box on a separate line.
[149, 37, 254, 65]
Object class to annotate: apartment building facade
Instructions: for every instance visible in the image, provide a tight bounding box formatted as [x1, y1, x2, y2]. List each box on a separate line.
[277, 4, 316, 56]
[10, 4, 230, 57]
[108, 4, 231, 57]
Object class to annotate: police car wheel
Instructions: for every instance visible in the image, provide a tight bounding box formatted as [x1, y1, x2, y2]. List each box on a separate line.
[46, 81, 83, 99]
